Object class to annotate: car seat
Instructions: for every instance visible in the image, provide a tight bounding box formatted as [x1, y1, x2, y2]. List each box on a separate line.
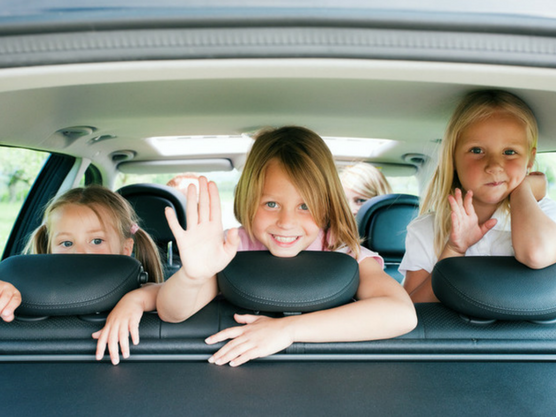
[118, 183, 187, 279]
[356, 194, 419, 283]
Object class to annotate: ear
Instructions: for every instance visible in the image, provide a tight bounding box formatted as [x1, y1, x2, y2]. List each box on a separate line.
[122, 238, 134, 256]
[528, 147, 537, 170]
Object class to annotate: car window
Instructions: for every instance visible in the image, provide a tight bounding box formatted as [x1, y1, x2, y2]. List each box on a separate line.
[536, 152, 556, 200]
[386, 175, 420, 196]
[0, 146, 49, 255]
[115, 170, 242, 230]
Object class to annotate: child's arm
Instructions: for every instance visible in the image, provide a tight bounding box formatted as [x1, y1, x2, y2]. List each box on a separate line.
[156, 177, 240, 323]
[511, 173, 556, 269]
[92, 283, 160, 365]
[403, 188, 497, 303]
[205, 258, 417, 367]
[0, 281, 21, 322]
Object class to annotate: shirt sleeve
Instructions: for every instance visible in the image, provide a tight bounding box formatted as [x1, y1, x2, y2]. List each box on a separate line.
[398, 214, 437, 277]
[539, 197, 556, 222]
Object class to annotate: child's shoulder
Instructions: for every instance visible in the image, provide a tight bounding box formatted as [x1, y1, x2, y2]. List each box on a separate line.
[408, 212, 435, 231]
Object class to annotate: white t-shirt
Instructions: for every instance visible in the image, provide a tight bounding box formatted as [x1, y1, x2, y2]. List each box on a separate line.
[399, 197, 556, 277]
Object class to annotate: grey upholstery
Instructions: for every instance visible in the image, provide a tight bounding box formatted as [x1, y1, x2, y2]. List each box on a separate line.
[356, 193, 419, 282]
[118, 183, 187, 278]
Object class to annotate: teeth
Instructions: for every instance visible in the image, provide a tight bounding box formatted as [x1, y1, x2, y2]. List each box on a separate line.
[273, 235, 297, 243]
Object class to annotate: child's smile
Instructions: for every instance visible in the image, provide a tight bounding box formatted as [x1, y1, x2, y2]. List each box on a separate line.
[252, 160, 320, 257]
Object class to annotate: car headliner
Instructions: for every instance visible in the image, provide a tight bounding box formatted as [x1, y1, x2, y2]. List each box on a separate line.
[1, 1, 556, 181]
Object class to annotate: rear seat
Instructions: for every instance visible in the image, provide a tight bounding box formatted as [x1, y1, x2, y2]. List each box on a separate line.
[118, 183, 187, 279]
[356, 193, 419, 283]
[2, 252, 556, 360]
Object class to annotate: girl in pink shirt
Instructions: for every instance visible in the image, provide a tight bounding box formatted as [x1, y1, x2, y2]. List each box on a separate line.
[157, 126, 416, 366]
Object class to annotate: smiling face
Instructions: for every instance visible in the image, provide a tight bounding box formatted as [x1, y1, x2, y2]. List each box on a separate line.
[48, 203, 133, 255]
[251, 160, 321, 257]
[454, 112, 535, 218]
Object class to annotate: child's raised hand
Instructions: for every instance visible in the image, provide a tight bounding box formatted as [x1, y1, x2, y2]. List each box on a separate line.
[92, 291, 145, 365]
[205, 314, 295, 367]
[165, 176, 239, 283]
[447, 188, 497, 255]
[0, 281, 21, 322]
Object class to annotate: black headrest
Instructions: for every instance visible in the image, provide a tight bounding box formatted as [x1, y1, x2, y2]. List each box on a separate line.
[356, 194, 419, 261]
[118, 183, 187, 244]
[0, 254, 148, 316]
[432, 256, 556, 321]
[217, 251, 359, 313]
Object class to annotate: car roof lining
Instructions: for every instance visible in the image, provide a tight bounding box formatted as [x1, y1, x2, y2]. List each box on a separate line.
[1, 58, 556, 178]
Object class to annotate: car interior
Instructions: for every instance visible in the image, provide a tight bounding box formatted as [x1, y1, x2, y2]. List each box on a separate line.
[1, 2, 556, 415]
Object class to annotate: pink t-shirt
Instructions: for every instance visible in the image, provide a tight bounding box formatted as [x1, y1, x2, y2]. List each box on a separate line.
[234, 227, 384, 268]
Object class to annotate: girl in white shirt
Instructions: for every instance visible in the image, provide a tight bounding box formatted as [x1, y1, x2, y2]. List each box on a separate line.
[400, 90, 556, 302]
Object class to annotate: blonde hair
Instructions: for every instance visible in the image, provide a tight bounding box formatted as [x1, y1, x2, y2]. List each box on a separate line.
[23, 185, 164, 283]
[421, 89, 538, 256]
[340, 162, 392, 199]
[234, 126, 361, 257]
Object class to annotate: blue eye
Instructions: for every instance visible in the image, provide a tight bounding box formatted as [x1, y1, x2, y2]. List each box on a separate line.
[470, 147, 482, 154]
[92, 238, 104, 245]
[300, 203, 309, 211]
[504, 149, 517, 155]
[265, 202, 277, 208]
[355, 198, 367, 205]
[61, 241, 73, 248]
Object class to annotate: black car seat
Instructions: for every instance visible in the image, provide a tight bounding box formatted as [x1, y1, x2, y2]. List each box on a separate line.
[356, 194, 419, 283]
[118, 183, 187, 279]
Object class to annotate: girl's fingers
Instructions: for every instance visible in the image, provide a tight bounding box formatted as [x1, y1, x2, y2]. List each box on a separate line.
[205, 325, 245, 345]
[208, 181, 223, 223]
[94, 328, 109, 360]
[197, 176, 210, 223]
[130, 323, 140, 346]
[211, 341, 254, 366]
[119, 326, 130, 360]
[165, 207, 183, 235]
[463, 190, 474, 215]
[185, 181, 200, 226]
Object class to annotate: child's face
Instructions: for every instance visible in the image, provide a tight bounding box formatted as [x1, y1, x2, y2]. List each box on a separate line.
[454, 112, 535, 211]
[343, 187, 369, 216]
[48, 204, 134, 255]
[252, 160, 320, 257]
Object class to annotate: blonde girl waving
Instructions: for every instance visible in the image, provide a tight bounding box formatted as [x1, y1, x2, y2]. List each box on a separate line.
[400, 90, 556, 303]
[157, 126, 416, 367]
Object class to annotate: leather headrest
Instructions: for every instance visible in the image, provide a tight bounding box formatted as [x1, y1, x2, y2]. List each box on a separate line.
[432, 256, 556, 321]
[217, 251, 359, 313]
[0, 254, 148, 316]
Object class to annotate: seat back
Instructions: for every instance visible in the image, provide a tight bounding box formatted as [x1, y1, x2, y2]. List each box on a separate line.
[118, 183, 187, 278]
[356, 193, 419, 282]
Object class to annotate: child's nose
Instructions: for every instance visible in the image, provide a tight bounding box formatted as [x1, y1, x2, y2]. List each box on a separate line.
[277, 209, 296, 228]
[485, 154, 504, 172]
[72, 243, 87, 254]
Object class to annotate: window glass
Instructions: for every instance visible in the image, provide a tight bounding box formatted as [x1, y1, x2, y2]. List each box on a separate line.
[535, 152, 556, 200]
[0, 147, 49, 255]
[385, 175, 420, 196]
[115, 170, 242, 230]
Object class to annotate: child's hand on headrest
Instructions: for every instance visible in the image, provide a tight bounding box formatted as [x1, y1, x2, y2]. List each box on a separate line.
[0, 280, 21, 322]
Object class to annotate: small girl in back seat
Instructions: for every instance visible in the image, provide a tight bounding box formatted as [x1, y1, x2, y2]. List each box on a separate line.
[0, 185, 164, 365]
[157, 126, 417, 366]
[400, 90, 556, 302]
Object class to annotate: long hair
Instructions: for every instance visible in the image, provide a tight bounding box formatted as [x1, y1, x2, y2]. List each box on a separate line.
[340, 162, 392, 199]
[421, 89, 538, 256]
[234, 126, 361, 257]
[24, 185, 164, 283]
